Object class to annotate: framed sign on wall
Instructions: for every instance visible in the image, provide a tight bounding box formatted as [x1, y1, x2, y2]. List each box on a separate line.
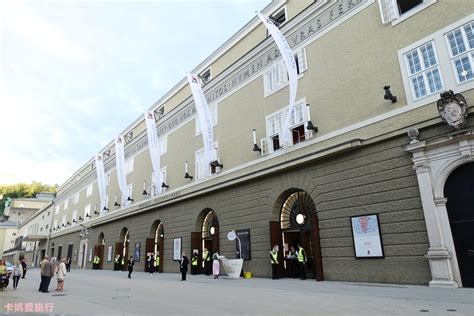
[235, 229, 251, 260]
[350, 213, 384, 258]
[134, 242, 141, 262]
[173, 237, 182, 261]
[107, 246, 112, 262]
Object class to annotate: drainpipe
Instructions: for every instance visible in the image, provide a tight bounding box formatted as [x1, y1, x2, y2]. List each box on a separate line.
[45, 201, 55, 258]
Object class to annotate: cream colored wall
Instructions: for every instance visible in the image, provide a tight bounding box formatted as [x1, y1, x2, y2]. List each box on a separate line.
[51, 0, 474, 233]
[286, 0, 314, 20]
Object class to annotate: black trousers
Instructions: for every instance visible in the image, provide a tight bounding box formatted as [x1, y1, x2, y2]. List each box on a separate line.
[271, 264, 279, 280]
[181, 270, 187, 280]
[40, 276, 51, 292]
[299, 262, 306, 280]
[205, 261, 211, 275]
[22, 268, 26, 279]
[191, 265, 197, 275]
[13, 276, 20, 288]
[128, 268, 133, 279]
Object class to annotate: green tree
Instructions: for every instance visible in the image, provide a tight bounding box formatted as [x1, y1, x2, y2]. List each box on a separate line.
[0, 182, 57, 216]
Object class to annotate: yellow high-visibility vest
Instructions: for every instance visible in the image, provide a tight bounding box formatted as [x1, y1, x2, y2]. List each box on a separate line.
[192, 256, 198, 266]
[297, 248, 306, 263]
[270, 251, 278, 264]
[155, 256, 160, 267]
[202, 251, 210, 261]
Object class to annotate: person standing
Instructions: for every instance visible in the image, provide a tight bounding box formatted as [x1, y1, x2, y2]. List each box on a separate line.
[12, 260, 23, 290]
[155, 252, 160, 273]
[38, 256, 48, 292]
[127, 256, 134, 279]
[40, 256, 55, 293]
[20, 258, 27, 279]
[270, 246, 279, 280]
[287, 246, 297, 278]
[66, 257, 71, 272]
[121, 256, 126, 271]
[191, 251, 198, 275]
[147, 254, 154, 275]
[180, 252, 189, 281]
[56, 258, 67, 292]
[114, 254, 120, 271]
[212, 250, 220, 279]
[202, 248, 211, 276]
[297, 244, 307, 280]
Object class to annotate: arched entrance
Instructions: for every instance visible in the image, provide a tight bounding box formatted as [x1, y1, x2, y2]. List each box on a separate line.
[270, 190, 323, 281]
[191, 209, 219, 275]
[444, 162, 474, 288]
[115, 228, 129, 271]
[146, 220, 164, 273]
[93, 233, 105, 270]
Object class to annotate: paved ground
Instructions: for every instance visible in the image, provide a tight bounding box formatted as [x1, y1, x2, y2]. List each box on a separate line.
[0, 268, 473, 315]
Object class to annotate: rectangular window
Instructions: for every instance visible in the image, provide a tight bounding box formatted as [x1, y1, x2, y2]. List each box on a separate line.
[64, 200, 69, 210]
[404, 41, 443, 100]
[53, 219, 57, 230]
[200, 68, 211, 84]
[446, 22, 474, 83]
[72, 210, 77, 225]
[195, 104, 217, 135]
[84, 204, 91, 221]
[106, 173, 111, 186]
[264, 48, 307, 96]
[62, 215, 67, 228]
[160, 168, 167, 192]
[195, 144, 218, 180]
[126, 184, 133, 205]
[74, 193, 79, 204]
[378, 0, 436, 24]
[125, 158, 134, 175]
[55, 206, 60, 214]
[86, 184, 93, 197]
[160, 135, 167, 155]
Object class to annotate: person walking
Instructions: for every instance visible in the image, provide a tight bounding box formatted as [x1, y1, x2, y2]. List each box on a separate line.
[56, 258, 67, 292]
[12, 260, 23, 290]
[297, 244, 307, 280]
[127, 256, 134, 279]
[180, 252, 189, 281]
[270, 246, 279, 280]
[40, 256, 55, 293]
[202, 248, 211, 276]
[20, 258, 27, 279]
[114, 254, 120, 271]
[212, 250, 221, 279]
[191, 250, 198, 275]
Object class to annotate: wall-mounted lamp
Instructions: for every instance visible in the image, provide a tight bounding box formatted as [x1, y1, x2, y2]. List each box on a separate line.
[252, 129, 261, 152]
[61, 223, 65, 227]
[210, 160, 223, 169]
[52, 228, 56, 231]
[67, 221, 71, 226]
[127, 196, 134, 202]
[383, 85, 397, 103]
[86, 213, 92, 218]
[73, 219, 77, 223]
[102, 206, 109, 211]
[306, 104, 318, 133]
[12, 233, 16, 236]
[184, 161, 193, 180]
[78, 216, 84, 221]
[142, 180, 148, 195]
[161, 182, 169, 189]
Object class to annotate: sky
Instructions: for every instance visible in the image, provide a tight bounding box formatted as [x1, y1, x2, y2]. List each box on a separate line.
[0, 0, 270, 186]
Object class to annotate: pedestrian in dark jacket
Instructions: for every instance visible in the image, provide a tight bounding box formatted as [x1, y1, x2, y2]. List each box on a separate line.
[180, 252, 189, 281]
[20, 259, 27, 279]
[147, 254, 154, 275]
[127, 256, 134, 279]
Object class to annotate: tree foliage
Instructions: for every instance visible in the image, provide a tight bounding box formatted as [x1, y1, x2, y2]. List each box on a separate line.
[0, 182, 57, 215]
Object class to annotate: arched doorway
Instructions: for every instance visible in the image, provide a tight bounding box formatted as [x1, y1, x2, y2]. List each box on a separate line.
[115, 228, 129, 271]
[444, 162, 474, 288]
[146, 220, 164, 273]
[191, 209, 219, 275]
[270, 190, 323, 281]
[93, 233, 105, 269]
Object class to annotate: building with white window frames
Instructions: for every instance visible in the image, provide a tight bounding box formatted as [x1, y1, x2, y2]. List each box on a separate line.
[27, 0, 473, 288]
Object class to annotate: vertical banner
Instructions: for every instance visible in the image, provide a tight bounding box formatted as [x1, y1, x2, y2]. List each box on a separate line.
[95, 154, 107, 215]
[186, 73, 214, 175]
[144, 111, 161, 194]
[257, 12, 298, 147]
[114, 135, 127, 206]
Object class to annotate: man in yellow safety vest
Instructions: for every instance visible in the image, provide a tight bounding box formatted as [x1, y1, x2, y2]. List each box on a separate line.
[202, 248, 211, 275]
[297, 244, 307, 280]
[191, 250, 198, 275]
[270, 246, 279, 280]
[154, 253, 160, 273]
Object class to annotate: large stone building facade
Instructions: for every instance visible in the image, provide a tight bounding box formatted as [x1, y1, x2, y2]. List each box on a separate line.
[24, 0, 474, 287]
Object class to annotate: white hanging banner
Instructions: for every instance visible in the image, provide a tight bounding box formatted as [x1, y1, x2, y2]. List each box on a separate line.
[95, 154, 107, 214]
[257, 12, 298, 147]
[144, 111, 162, 194]
[114, 135, 127, 206]
[186, 73, 214, 174]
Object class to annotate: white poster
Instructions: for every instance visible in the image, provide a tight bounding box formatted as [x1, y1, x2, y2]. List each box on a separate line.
[144, 111, 162, 194]
[95, 154, 107, 215]
[173, 237, 182, 261]
[257, 12, 298, 147]
[88, 248, 92, 262]
[114, 135, 127, 206]
[186, 73, 214, 175]
[351, 214, 384, 258]
[107, 246, 112, 262]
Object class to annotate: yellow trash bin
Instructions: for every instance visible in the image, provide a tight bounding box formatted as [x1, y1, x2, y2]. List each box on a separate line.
[243, 271, 252, 279]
